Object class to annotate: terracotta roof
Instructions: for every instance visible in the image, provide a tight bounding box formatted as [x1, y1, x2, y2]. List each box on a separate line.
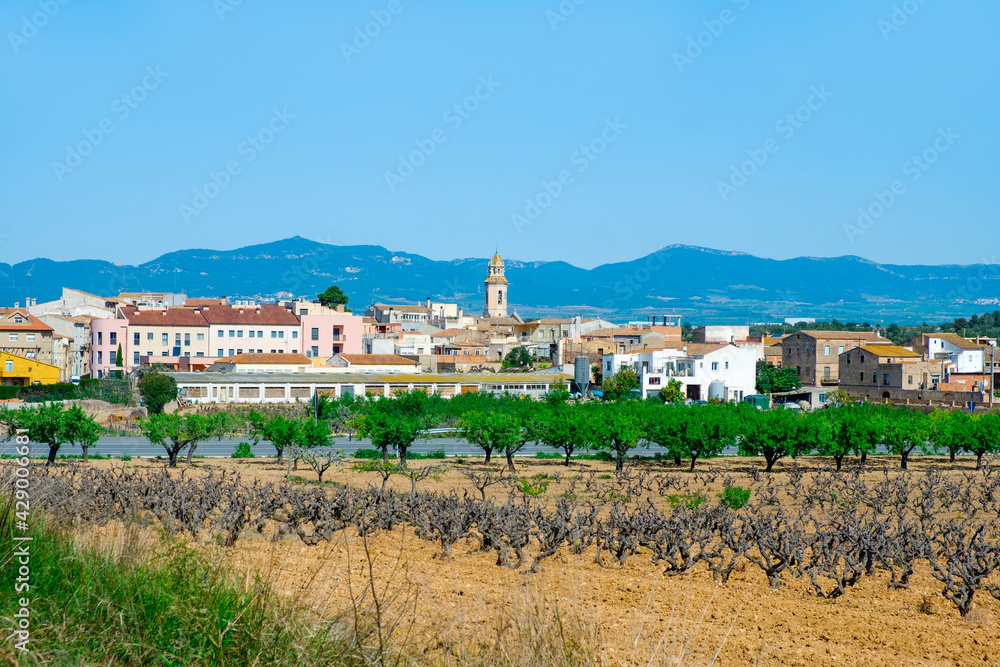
[186, 298, 228, 307]
[335, 354, 419, 366]
[859, 345, 921, 358]
[374, 304, 432, 313]
[218, 353, 311, 365]
[122, 307, 209, 327]
[927, 333, 984, 351]
[796, 330, 889, 342]
[0, 309, 54, 332]
[765, 345, 783, 356]
[199, 304, 299, 325]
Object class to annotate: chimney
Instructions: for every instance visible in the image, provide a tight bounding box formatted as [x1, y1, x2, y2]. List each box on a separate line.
[14, 302, 19, 308]
[426, 297, 431, 308]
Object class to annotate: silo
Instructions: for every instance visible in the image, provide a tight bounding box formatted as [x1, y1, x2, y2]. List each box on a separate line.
[574, 356, 591, 395]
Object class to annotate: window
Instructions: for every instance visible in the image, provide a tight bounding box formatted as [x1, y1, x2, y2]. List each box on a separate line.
[25, 351, 35, 359]
[258, 330, 263, 338]
[147, 332, 153, 340]
[162, 351, 168, 356]
[196, 352, 204, 357]
[838, 345, 844, 355]
[872, 373, 877, 383]
[217, 330, 224, 337]
[291, 331, 298, 339]
[133, 351, 140, 364]
[237, 330, 243, 337]
[228, 349, 235, 357]
[311, 328, 319, 341]
[332, 345, 341, 354]
[217, 349, 223, 357]
[724, 361, 729, 369]
[908, 375, 913, 384]
[196, 333, 204, 341]
[824, 345, 830, 356]
[236, 349, 243, 355]
[311, 346, 319, 356]
[271, 331, 277, 338]
[97, 332, 103, 344]
[134, 332, 140, 345]
[819, 393, 827, 402]
[184, 333, 191, 346]
[174, 333, 181, 345]
[606, 361, 612, 372]
[884, 374, 890, 385]
[498, 290, 503, 304]
[859, 372, 864, 382]
[8, 334, 16, 342]
[97, 351, 103, 364]
[711, 362, 719, 371]
[162, 333, 168, 345]
[291, 349, 297, 354]
[5, 361, 12, 372]
[278, 331, 284, 338]
[229, 330, 235, 338]
[249, 330, 255, 338]
[110, 332, 117, 345]
[300, 308, 308, 316]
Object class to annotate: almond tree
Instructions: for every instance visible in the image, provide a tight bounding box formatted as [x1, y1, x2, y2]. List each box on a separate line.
[141, 413, 210, 467]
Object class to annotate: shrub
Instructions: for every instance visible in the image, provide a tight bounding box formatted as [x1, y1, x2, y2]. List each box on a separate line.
[231, 442, 255, 459]
[665, 491, 709, 510]
[718, 485, 752, 510]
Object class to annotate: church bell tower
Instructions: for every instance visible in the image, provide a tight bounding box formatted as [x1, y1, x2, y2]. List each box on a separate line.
[483, 252, 508, 317]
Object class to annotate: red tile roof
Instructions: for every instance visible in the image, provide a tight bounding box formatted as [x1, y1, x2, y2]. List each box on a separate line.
[0, 309, 54, 332]
[217, 353, 311, 365]
[199, 304, 299, 325]
[335, 354, 419, 366]
[122, 307, 209, 327]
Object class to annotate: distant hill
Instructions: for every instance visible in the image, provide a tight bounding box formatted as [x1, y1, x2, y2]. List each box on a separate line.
[2, 237, 998, 324]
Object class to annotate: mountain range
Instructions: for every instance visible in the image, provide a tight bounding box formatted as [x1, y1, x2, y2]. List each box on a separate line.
[2, 237, 998, 324]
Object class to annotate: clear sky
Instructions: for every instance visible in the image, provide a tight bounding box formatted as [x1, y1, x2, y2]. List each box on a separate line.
[2, 0, 997, 268]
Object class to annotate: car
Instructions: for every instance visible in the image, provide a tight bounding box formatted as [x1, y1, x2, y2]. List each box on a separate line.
[70, 375, 81, 386]
[778, 402, 802, 410]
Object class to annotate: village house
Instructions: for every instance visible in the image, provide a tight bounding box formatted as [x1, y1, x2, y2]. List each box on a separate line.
[782, 330, 891, 387]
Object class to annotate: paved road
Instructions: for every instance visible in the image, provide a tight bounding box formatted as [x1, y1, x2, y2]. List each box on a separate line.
[3, 437, 895, 460]
[2, 436, 699, 459]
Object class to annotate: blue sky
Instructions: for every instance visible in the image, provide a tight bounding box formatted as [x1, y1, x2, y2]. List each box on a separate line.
[2, 0, 997, 268]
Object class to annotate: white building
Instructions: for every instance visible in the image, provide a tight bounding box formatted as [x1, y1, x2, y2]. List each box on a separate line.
[603, 342, 760, 401]
[907, 333, 986, 374]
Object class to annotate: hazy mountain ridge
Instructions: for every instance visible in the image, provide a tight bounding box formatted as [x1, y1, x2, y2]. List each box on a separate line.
[1, 237, 997, 323]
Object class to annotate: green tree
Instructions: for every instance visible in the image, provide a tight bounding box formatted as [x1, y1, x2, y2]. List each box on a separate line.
[603, 366, 640, 401]
[19, 404, 67, 465]
[820, 405, 877, 471]
[736, 406, 811, 472]
[458, 410, 523, 471]
[928, 409, 972, 463]
[643, 402, 689, 467]
[141, 413, 210, 467]
[60, 405, 101, 463]
[502, 347, 533, 370]
[316, 284, 349, 307]
[659, 378, 685, 404]
[260, 415, 301, 464]
[755, 360, 802, 393]
[968, 412, 1000, 470]
[351, 393, 432, 468]
[881, 408, 931, 470]
[682, 404, 735, 471]
[138, 373, 178, 415]
[588, 402, 644, 472]
[114, 344, 123, 369]
[534, 403, 589, 466]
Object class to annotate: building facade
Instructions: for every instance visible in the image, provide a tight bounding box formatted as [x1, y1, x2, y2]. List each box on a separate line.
[782, 331, 891, 387]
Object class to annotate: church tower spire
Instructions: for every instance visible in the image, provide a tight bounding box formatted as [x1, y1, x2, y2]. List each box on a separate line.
[483, 252, 508, 317]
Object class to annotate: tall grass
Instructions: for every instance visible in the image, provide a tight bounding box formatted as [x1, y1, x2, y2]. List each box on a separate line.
[0, 498, 369, 666]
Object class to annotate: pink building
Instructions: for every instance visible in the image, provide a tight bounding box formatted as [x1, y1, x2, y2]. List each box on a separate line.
[299, 312, 363, 359]
[89, 316, 129, 378]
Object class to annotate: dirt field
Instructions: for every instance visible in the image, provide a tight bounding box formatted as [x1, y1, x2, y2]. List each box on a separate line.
[74, 455, 1000, 666]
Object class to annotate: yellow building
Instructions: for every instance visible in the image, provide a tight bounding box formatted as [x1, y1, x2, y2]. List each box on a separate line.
[0, 352, 61, 386]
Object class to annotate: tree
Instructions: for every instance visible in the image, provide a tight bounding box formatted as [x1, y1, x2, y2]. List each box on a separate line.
[535, 403, 591, 465]
[141, 413, 210, 467]
[928, 409, 972, 463]
[736, 406, 810, 472]
[588, 403, 644, 472]
[603, 366, 640, 401]
[681, 404, 735, 471]
[659, 378, 685, 404]
[350, 393, 433, 468]
[19, 404, 67, 465]
[502, 347, 533, 370]
[820, 405, 876, 471]
[293, 443, 342, 483]
[115, 344, 123, 369]
[755, 360, 802, 393]
[60, 405, 101, 463]
[316, 284, 349, 307]
[259, 415, 301, 464]
[643, 403, 688, 467]
[138, 373, 178, 415]
[459, 410, 523, 471]
[881, 408, 930, 470]
[968, 412, 1000, 470]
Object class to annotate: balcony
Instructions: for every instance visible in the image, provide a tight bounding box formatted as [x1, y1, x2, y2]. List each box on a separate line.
[331, 334, 346, 342]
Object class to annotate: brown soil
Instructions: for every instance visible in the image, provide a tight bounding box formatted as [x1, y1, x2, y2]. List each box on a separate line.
[74, 455, 1000, 666]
